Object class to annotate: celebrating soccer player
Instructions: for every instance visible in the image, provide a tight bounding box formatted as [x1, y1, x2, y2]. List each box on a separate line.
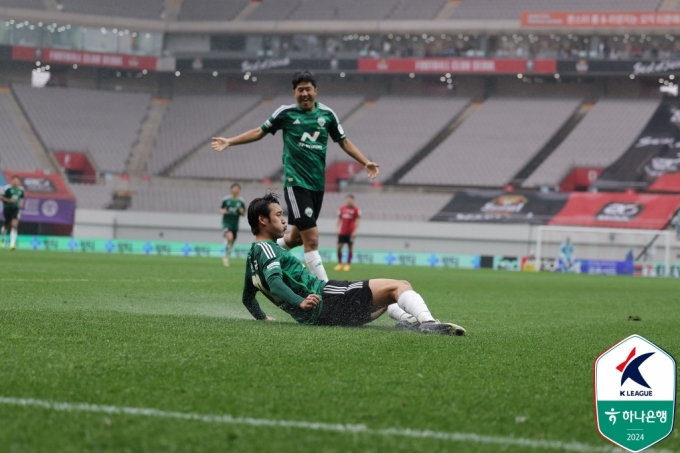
[212, 71, 379, 282]
[334, 194, 360, 272]
[240, 192, 465, 336]
[220, 183, 246, 267]
[1, 176, 25, 251]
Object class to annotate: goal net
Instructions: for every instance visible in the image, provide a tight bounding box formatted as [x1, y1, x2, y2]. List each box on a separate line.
[535, 226, 672, 277]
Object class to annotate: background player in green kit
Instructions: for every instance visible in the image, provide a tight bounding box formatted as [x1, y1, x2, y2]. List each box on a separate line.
[241, 192, 466, 336]
[212, 71, 379, 282]
[1, 176, 25, 250]
[220, 183, 246, 267]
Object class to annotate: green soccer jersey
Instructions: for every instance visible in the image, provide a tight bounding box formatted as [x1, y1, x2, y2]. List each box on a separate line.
[261, 101, 346, 191]
[221, 196, 246, 230]
[242, 240, 326, 324]
[2, 185, 25, 209]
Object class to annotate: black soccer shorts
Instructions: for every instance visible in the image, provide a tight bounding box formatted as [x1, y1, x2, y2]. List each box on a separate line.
[316, 280, 374, 327]
[284, 186, 324, 231]
[337, 235, 353, 245]
[3, 207, 19, 224]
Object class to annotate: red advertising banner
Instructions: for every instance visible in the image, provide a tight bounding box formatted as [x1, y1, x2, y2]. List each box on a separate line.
[12, 46, 158, 71]
[548, 192, 680, 230]
[357, 58, 556, 74]
[522, 11, 680, 28]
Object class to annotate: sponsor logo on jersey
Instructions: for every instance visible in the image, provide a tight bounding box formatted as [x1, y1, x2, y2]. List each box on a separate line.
[293, 119, 301, 125]
[595, 203, 643, 222]
[301, 131, 320, 142]
[480, 195, 528, 215]
[299, 131, 323, 150]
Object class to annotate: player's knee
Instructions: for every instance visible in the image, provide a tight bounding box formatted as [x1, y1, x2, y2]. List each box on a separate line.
[397, 280, 413, 292]
[303, 235, 319, 249]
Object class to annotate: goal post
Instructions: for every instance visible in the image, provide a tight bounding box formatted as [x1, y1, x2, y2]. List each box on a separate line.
[536, 225, 672, 276]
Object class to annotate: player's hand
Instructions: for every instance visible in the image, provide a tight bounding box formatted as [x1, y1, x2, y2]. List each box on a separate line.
[211, 137, 230, 152]
[299, 294, 320, 310]
[365, 162, 380, 179]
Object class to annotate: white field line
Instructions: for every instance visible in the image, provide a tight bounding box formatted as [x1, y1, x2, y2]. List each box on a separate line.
[1, 397, 673, 453]
[0, 279, 213, 283]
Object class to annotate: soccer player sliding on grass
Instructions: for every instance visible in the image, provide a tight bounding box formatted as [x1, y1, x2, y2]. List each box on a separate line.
[212, 71, 379, 283]
[241, 193, 466, 336]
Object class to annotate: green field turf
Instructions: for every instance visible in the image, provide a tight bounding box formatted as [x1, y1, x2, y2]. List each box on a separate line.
[1, 251, 678, 453]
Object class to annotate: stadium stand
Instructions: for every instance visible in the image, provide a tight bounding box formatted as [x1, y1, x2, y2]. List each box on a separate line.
[246, 0, 301, 21]
[68, 183, 114, 210]
[147, 94, 261, 175]
[319, 192, 452, 221]
[388, 0, 449, 20]
[0, 0, 45, 10]
[56, 0, 165, 19]
[128, 185, 450, 221]
[12, 85, 151, 174]
[287, 0, 401, 21]
[329, 97, 471, 181]
[173, 95, 364, 180]
[0, 92, 41, 171]
[450, 0, 662, 20]
[178, 0, 250, 21]
[522, 99, 661, 188]
[400, 98, 582, 187]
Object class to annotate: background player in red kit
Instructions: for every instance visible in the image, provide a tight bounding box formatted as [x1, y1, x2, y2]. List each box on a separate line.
[334, 194, 361, 272]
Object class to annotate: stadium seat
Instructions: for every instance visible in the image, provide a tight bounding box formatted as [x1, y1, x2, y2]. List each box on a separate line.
[68, 183, 114, 210]
[57, 0, 165, 19]
[246, 0, 302, 21]
[328, 97, 471, 182]
[387, 0, 449, 20]
[451, 0, 662, 20]
[173, 95, 364, 180]
[0, 0, 45, 10]
[401, 98, 582, 187]
[287, 0, 400, 21]
[0, 92, 41, 171]
[522, 99, 661, 188]
[147, 94, 262, 175]
[12, 85, 152, 175]
[127, 184, 450, 222]
[178, 0, 250, 21]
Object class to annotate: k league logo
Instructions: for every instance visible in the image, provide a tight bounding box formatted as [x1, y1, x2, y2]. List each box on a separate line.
[594, 335, 676, 452]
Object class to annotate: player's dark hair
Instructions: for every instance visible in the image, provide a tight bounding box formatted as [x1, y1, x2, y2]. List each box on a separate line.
[292, 71, 316, 89]
[231, 183, 241, 190]
[346, 194, 355, 199]
[11, 175, 19, 181]
[248, 191, 281, 235]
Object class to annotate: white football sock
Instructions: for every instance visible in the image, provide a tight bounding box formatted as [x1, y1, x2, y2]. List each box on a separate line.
[304, 250, 328, 282]
[397, 290, 435, 324]
[387, 304, 413, 321]
[277, 237, 291, 251]
[10, 228, 17, 247]
[0, 226, 5, 240]
[224, 239, 229, 257]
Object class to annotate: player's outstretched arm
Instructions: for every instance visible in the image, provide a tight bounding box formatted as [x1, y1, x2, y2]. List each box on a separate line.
[338, 139, 379, 179]
[212, 128, 267, 152]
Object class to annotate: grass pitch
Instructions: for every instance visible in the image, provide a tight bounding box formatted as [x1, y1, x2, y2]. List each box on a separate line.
[1, 251, 679, 453]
